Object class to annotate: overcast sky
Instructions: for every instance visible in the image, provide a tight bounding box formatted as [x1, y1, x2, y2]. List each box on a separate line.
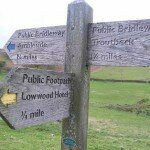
[0, 0, 150, 48]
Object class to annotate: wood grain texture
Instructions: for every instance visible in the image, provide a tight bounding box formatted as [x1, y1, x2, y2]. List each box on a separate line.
[88, 20, 150, 66]
[3, 20, 150, 66]
[0, 67, 73, 129]
[4, 26, 66, 65]
[61, 1, 93, 150]
[0, 82, 5, 98]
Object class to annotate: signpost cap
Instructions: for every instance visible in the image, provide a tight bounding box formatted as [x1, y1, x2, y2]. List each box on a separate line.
[70, 0, 92, 9]
[72, 0, 85, 4]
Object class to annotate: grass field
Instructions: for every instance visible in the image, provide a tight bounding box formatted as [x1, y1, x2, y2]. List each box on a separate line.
[0, 72, 6, 81]
[89, 81, 150, 150]
[0, 69, 150, 150]
[91, 67, 150, 81]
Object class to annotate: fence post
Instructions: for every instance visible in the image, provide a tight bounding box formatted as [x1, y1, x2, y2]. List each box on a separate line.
[61, 0, 93, 150]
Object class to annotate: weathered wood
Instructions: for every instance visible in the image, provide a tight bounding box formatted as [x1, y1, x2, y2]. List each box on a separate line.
[3, 26, 66, 65]
[3, 20, 150, 66]
[62, 0, 93, 150]
[88, 20, 150, 66]
[0, 81, 4, 95]
[0, 67, 73, 129]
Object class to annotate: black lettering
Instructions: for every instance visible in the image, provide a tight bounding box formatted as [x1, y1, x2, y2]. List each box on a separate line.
[118, 25, 124, 33]
[23, 74, 28, 83]
[18, 33, 22, 38]
[17, 54, 22, 59]
[21, 92, 26, 100]
[30, 109, 45, 119]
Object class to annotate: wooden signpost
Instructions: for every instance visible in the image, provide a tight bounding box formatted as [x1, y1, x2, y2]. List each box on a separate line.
[0, 0, 150, 150]
[62, 1, 92, 150]
[4, 21, 150, 67]
[0, 67, 73, 129]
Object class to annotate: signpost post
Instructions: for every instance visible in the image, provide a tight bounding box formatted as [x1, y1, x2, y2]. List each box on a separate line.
[61, 1, 93, 150]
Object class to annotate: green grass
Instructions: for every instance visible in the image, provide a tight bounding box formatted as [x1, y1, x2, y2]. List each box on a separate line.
[0, 72, 6, 81]
[0, 122, 62, 150]
[91, 67, 150, 81]
[88, 81, 150, 150]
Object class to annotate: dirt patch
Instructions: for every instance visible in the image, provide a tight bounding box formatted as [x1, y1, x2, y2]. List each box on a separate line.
[89, 117, 118, 131]
[105, 99, 150, 117]
[90, 66, 102, 73]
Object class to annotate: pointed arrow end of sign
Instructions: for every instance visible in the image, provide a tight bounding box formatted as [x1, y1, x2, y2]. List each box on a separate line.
[1, 92, 17, 105]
